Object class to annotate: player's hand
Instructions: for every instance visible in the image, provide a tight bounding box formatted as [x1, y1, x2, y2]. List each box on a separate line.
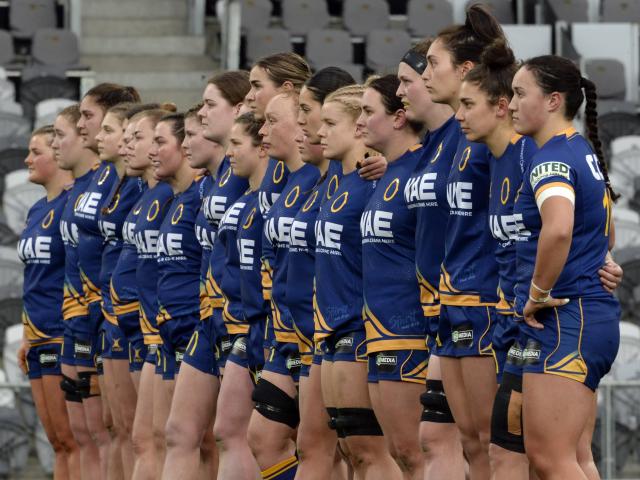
[358, 155, 387, 180]
[523, 297, 569, 330]
[17, 342, 28, 375]
[598, 259, 623, 293]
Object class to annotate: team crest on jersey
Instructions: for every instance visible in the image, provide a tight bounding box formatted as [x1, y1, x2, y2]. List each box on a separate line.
[41, 209, 54, 229]
[273, 161, 285, 184]
[147, 200, 160, 221]
[330, 192, 348, 213]
[431, 142, 443, 163]
[97, 166, 111, 185]
[383, 179, 399, 201]
[530, 162, 570, 190]
[219, 167, 231, 187]
[171, 204, 184, 225]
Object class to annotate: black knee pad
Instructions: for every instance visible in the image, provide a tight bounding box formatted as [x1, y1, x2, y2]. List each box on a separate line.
[490, 372, 525, 453]
[420, 379, 455, 423]
[326, 406, 344, 438]
[335, 408, 383, 437]
[77, 371, 101, 398]
[251, 379, 299, 429]
[60, 374, 82, 403]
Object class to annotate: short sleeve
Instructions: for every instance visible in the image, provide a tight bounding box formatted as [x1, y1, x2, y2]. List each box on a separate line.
[528, 157, 576, 209]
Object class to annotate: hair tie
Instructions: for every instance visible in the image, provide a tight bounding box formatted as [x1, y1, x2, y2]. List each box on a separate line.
[401, 50, 427, 75]
[580, 76, 589, 89]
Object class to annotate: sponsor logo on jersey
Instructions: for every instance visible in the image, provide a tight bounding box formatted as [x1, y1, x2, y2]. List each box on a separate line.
[18, 236, 52, 264]
[506, 342, 524, 366]
[361, 210, 394, 243]
[195, 224, 215, 249]
[259, 192, 280, 217]
[202, 195, 228, 226]
[238, 238, 256, 270]
[404, 172, 438, 207]
[219, 201, 246, 233]
[122, 221, 137, 245]
[264, 216, 294, 248]
[134, 229, 160, 257]
[489, 213, 528, 243]
[60, 220, 79, 247]
[157, 233, 184, 259]
[530, 161, 570, 190]
[314, 220, 343, 253]
[447, 182, 473, 215]
[376, 353, 397, 372]
[98, 220, 117, 243]
[452, 325, 474, 348]
[523, 339, 541, 365]
[289, 220, 308, 251]
[74, 192, 102, 219]
[39, 352, 59, 367]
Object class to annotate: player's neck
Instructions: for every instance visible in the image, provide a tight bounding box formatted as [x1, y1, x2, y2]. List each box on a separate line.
[169, 159, 196, 194]
[533, 117, 573, 148]
[380, 132, 420, 163]
[71, 150, 99, 178]
[423, 104, 453, 132]
[44, 170, 72, 201]
[342, 143, 367, 175]
[485, 121, 515, 159]
[249, 155, 268, 191]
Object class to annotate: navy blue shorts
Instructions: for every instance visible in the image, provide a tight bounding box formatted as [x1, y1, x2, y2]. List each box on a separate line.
[182, 317, 219, 377]
[62, 330, 100, 369]
[128, 342, 147, 372]
[101, 321, 129, 360]
[436, 305, 496, 359]
[367, 349, 428, 384]
[520, 297, 620, 391]
[157, 314, 199, 379]
[117, 309, 146, 362]
[322, 330, 368, 364]
[493, 313, 521, 383]
[263, 343, 301, 383]
[26, 342, 62, 379]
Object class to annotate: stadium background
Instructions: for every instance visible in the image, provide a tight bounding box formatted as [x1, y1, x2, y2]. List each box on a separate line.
[0, 0, 639, 478]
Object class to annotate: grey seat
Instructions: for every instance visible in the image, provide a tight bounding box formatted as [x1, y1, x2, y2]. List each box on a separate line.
[0, 113, 30, 151]
[466, 0, 514, 24]
[547, 0, 588, 22]
[34, 98, 76, 129]
[602, 0, 640, 23]
[306, 29, 353, 67]
[407, 0, 453, 37]
[240, 0, 272, 32]
[246, 28, 292, 65]
[585, 58, 626, 100]
[343, 0, 389, 37]
[282, 0, 330, 36]
[31, 29, 79, 67]
[9, 0, 57, 39]
[0, 31, 14, 66]
[366, 29, 412, 74]
[18, 76, 76, 122]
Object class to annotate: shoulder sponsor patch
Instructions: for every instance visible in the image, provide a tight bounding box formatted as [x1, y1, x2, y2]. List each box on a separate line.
[530, 161, 570, 190]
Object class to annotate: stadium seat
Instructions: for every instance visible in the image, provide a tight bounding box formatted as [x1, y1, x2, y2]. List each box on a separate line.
[465, 0, 514, 23]
[0, 148, 29, 178]
[240, 0, 272, 33]
[0, 78, 15, 103]
[3, 170, 45, 235]
[547, 0, 589, 22]
[407, 0, 454, 38]
[600, 113, 640, 161]
[22, 29, 80, 81]
[0, 113, 31, 151]
[18, 76, 76, 122]
[366, 29, 412, 74]
[0, 101, 23, 116]
[616, 248, 640, 325]
[281, 0, 330, 36]
[246, 28, 291, 65]
[585, 58, 626, 100]
[0, 31, 14, 67]
[501, 24, 552, 61]
[34, 98, 76, 129]
[343, 0, 389, 36]
[602, 0, 640, 23]
[613, 207, 640, 250]
[9, 0, 57, 39]
[306, 29, 353, 67]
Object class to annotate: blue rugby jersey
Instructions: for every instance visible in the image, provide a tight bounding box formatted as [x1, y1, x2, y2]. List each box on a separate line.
[133, 181, 174, 344]
[405, 116, 460, 318]
[258, 157, 290, 218]
[287, 164, 343, 358]
[315, 171, 376, 341]
[489, 135, 537, 314]
[202, 158, 249, 321]
[362, 144, 426, 353]
[194, 175, 215, 321]
[262, 163, 320, 344]
[110, 183, 147, 320]
[60, 169, 94, 322]
[73, 161, 118, 307]
[156, 180, 203, 323]
[218, 189, 252, 334]
[514, 128, 617, 312]
[19, 190, 68, 343]
[237, 191, 269, 325]
[99, 176, 145, 324]
[439, 136, 499, 306]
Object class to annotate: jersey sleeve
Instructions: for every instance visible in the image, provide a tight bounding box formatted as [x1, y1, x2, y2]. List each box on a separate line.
[528, 155, 577, 209]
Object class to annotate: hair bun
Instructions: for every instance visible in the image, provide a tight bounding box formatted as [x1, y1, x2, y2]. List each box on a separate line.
[480, 38, 516, 71]
[160, 102, 177, 113]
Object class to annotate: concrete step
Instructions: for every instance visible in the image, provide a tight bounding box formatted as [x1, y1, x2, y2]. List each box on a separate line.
[81, 35, 206, 56]
[136, 89, 205, 111]
[81, 55, 216, 74]
[82, 18, 186, 37]
[93, 70, 211, 90]
[82, 0, 187, 19]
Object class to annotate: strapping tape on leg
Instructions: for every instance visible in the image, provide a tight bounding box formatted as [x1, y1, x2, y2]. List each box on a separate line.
[77, 370, 101, 398]
[420, 379, 454, 423]
[60, 374, 82, 403]
[335, 408, 383, 437]
[252, 379, 299, 429]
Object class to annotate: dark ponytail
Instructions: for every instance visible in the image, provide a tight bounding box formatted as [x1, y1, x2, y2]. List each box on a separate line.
[523, 55, 618, 201]
[464, 38, 517, 104]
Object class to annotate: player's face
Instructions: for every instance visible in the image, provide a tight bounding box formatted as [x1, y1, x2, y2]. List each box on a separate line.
[456, 81, 500, 143]
[246, 66, 280, 120]
[95, 112, 124, 162]
[510, 66, 548, 137]
[357, 87, 395, 153]
[397, 62, 431, 122]
[295, 128, 324, 165]
[198, 83, 237, 143]
[120, 121, 141, 176]
[297, 86, 323, 145]
[423, 38, 462, 105]
[26, 134, 57, 185]
[52, 115, 84, 171]
[131, 117, 154, 172]
[258, 95, 299, 160]
[227, 122, 261, 178]
[318, 101, 358, 161]
[183, 116, 222, 170]
[77, 95, 104, 149]
[150, 121, 183, 180]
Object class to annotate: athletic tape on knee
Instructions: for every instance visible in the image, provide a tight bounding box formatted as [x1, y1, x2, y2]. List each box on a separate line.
[335, 408, 383, 437]
[491, 372, 525, 453]
[252, 379, 299, 428]
[420, 379, 454, 423]
[77, 371, 101, 398]
[60, 374, 82, 403]
[325, 406, 344, 438]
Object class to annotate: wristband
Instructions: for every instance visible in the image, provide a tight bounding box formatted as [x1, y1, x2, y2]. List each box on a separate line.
[531, 281, 551, 295]
[529, 294, 550, 304]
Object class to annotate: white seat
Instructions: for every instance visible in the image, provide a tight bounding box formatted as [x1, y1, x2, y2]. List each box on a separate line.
[502, 25, 552, 61]
[610, 135, 640, 157]
[34, 98, 75, 129]
[3, 171, 45, 235]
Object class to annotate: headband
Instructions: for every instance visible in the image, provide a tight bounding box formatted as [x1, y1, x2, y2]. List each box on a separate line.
[401, 50, 427, 75]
